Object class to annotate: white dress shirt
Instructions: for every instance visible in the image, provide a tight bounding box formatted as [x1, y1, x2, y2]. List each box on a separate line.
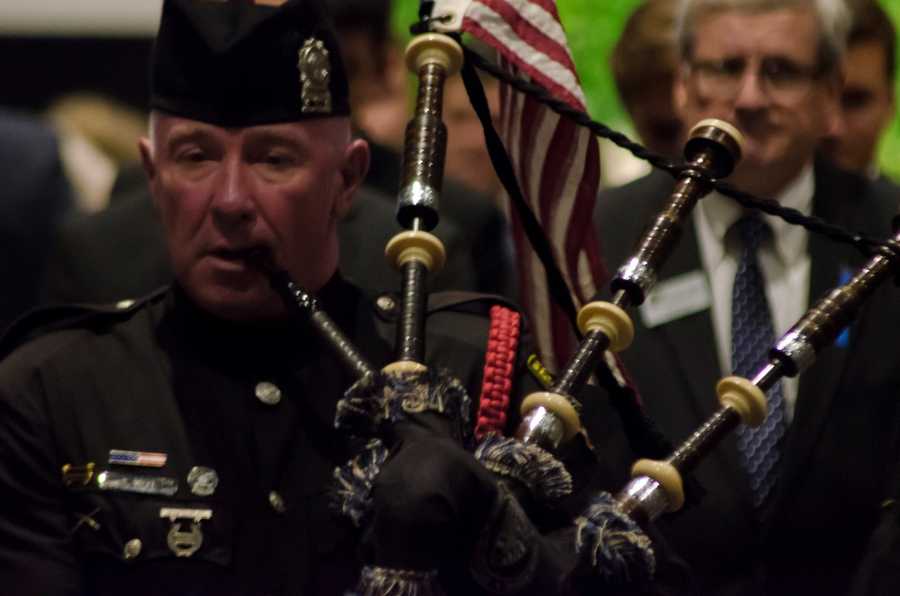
[693, 163, 814, 423]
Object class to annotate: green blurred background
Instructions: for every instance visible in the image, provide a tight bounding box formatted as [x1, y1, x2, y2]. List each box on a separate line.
[392, 0, 900, 181]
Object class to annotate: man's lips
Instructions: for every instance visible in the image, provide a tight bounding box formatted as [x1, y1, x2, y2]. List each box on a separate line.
[206, 246, 272, 271]
[209, 245, 268, 260]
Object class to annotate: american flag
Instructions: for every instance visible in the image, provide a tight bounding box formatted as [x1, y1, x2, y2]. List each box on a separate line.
[108, 449, 168, 468]
[432, 0, 606, 372]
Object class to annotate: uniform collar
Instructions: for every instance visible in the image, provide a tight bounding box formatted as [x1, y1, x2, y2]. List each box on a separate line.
[163, 273, 362, 365]
[696, 162, 814, 267]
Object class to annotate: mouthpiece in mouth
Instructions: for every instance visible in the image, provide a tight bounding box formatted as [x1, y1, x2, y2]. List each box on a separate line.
[245, 248, 278, 274]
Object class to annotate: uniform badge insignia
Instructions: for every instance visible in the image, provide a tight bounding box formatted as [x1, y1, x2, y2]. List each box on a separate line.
[297, 37, 332, 114]
[108, 449, 167, 468]
[62, 462, 95, 487]
[525, 354, 554, 389]
[187, 466, 219, 497]
[96, 470, 179, 497]
[160, 508, 213, 558]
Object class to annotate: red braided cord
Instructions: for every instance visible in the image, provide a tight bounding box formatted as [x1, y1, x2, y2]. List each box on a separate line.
[475, 305, 521, 440]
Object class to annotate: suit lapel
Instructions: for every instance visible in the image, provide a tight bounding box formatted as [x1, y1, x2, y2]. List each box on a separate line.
[654, 221, 723, 419]
[772, 163, 864, 512]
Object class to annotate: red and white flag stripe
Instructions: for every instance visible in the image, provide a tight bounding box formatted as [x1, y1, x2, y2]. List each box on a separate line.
[434, 0, 607, 371]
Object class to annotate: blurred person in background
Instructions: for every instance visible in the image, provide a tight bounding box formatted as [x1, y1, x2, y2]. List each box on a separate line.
[46, 93, 148, 213]
[820, 0, 896, 180]
[0, 109, 73, 333]
[602, 0, 684, 187]
[326, 0, 515, 297]
[611, 0, 684, 160]
[442, 73, 504, 203]
[595, 0, 900, 593]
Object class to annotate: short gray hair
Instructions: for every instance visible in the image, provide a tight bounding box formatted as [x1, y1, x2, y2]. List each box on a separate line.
[676, 0, 851, 75]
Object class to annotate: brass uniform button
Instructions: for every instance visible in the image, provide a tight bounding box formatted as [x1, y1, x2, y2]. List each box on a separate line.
[255, 382, 282, 406]
[374, 293, 400, 321]
[123, 538, 143, 560]
[269, 490, 286, 514]
[376, 294, 396, 314]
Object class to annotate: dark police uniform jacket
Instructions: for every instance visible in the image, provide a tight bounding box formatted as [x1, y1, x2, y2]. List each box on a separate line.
[0, 276, 632, 596]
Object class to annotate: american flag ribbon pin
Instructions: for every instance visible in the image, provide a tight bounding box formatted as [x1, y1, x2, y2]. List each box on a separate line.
[108, 449, 168, 468]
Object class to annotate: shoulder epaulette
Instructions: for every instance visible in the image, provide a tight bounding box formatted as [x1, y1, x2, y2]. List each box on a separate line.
[0, 287, 169, 359]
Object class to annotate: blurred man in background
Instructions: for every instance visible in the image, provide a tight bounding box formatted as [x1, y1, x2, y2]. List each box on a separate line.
[0, 109, 73, 332]
[596, 0, 900, 593]
[820, 0, 896, 179]
[326, 0, 514, 296]
[610, 0, 684, 159]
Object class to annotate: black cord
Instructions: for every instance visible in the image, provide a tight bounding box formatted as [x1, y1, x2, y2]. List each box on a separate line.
[464, 48, 900, 261]
[460, 54, 582, 336]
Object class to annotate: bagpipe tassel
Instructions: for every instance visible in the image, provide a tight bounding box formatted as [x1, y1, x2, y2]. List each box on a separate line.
[334, 368, 473, 445]
[573, 492, 656, 585]
[354, 566, 442, 596]
[474, 435, 573, 503]
[332, 439, 389, 528]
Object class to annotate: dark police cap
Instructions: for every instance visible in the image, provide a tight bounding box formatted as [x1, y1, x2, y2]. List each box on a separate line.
[150, 0, 350, 127]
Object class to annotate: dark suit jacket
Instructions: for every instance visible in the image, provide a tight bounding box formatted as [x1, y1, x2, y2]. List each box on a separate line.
[595, 163, 900, 595]
[0, 110, 73, 330]
[41, 168, 492, 306]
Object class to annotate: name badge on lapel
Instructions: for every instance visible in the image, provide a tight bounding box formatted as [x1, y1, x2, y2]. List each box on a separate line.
[640, 271, 712, 328]
[97, 470, 179, 497]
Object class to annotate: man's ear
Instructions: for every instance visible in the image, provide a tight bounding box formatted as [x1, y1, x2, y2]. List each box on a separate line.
[138, 137, 159, 205]
[333, 138, 370, 219]
[882, 83, 896, 130]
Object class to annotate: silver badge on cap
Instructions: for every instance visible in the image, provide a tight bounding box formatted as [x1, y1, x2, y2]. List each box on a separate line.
[298, 37, 332, 114]
[160, 508, 212, 558]
[187, 466, 219, 497]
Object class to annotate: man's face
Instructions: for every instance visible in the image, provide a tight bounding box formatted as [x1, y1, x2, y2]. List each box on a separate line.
[340, 29, 408, 149]
[140, 113, 368, 321]
[821, 39, 895, 174]
[675, 6, 840, 196]
[627, 77, 684, 159]
[443, 76, 502, 198]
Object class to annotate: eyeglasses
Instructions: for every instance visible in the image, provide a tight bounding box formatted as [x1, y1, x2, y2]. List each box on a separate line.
[689, 56, 824, 105]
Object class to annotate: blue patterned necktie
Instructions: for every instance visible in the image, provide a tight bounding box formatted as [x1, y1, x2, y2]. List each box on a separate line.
[731, 216, 787, 511]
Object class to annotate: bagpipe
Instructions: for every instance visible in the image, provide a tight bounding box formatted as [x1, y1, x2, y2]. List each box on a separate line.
[260, 2, 900, 594]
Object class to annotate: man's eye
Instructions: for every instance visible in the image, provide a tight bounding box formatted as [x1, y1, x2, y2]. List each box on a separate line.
[263, 153, 295, 167]
[842, 89, 873, 110]
[177, 149, 208, 163]
[719, 58, 745, 77]
[762, 59, 803, 83]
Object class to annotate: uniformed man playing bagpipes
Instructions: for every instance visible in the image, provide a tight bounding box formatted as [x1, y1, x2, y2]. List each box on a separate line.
[250, 2, 679, 593]
[0, 1, 647, 595]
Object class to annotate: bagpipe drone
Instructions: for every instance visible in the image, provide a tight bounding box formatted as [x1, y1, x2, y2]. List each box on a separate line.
[259, 1, 900, 594]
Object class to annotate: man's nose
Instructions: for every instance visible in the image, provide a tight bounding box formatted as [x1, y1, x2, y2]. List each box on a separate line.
[211, 159, 256, 226]
[733, 68, 769, 110]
